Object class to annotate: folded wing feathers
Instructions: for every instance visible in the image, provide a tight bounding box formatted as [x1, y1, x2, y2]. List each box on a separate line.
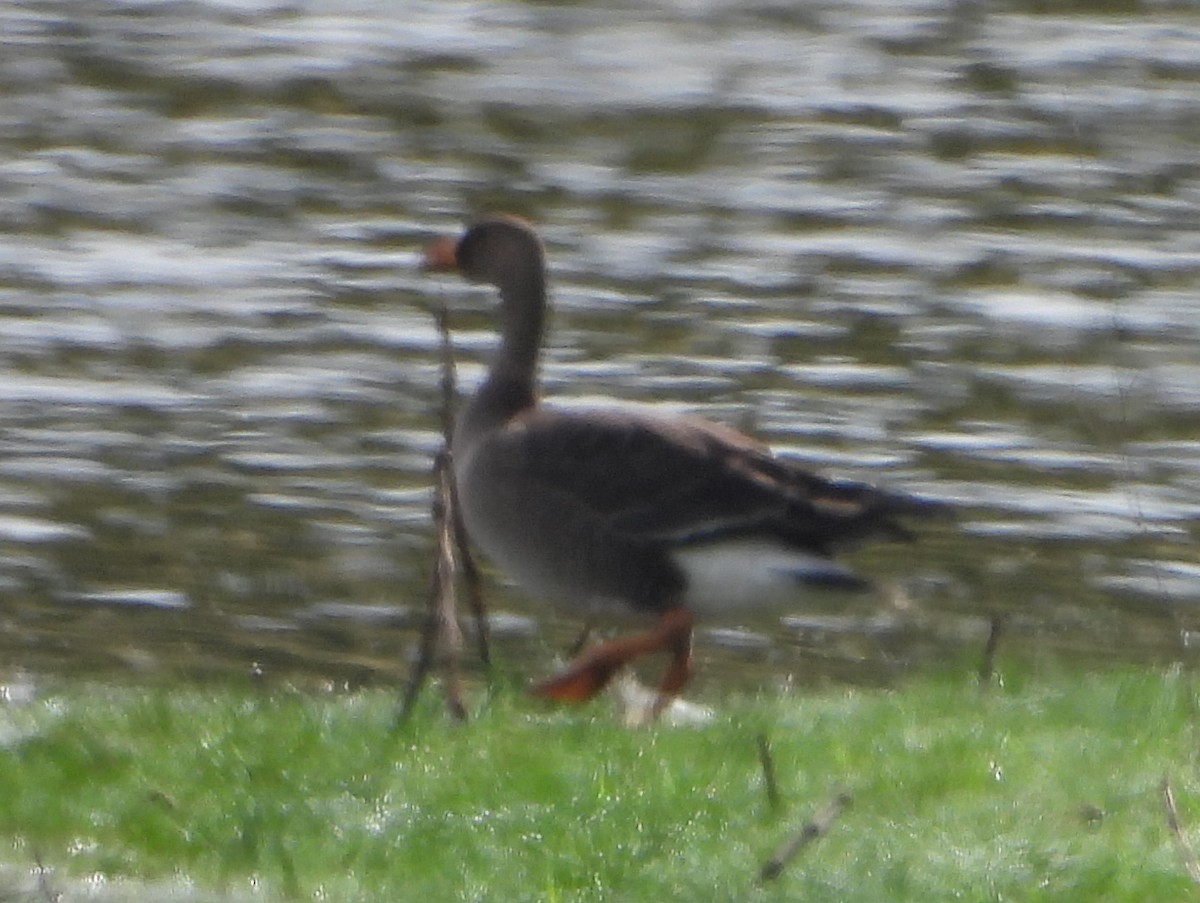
[513, 407, 945, 551]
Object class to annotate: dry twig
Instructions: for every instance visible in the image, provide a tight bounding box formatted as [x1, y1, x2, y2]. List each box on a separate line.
[397, 450, 465, 724]
[977, 614, 1006, 686]
[566, 622, 594, 658]
[756, 732, 781, 811]
[759, 791, 852, 883]
[432, 301, 490, 669]
[395, 300, 489, 725]
[1162, 776, 1200, 885]
[450, 489, 490, 668]
[433, 453, 467, 721]
[33, 851, 60, 903]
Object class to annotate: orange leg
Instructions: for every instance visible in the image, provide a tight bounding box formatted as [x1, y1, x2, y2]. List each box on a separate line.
[652, 610, 693, 714]
[531, 608, 695, 705]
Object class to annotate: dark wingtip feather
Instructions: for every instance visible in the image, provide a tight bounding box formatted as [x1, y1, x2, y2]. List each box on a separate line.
[871, 489, 955, 534]
[806, 482, 952, 551]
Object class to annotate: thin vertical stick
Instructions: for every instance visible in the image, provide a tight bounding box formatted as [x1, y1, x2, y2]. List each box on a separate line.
[395, 299, 490, 725]
[394, 564, 437, 726]
[434, 454, 467, 721]
[978, 614, 1006, 686]
[33, 851, 58, 903]
[430, 300, 467, 721]
[448, 470, 490, 669]
[566, 623, 594, 658]
[756, 733, 781, 812]
[434, 301, 491, 669]
[396, 449, 458, 726]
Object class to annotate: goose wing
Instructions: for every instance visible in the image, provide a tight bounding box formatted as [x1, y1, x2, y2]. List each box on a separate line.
[491, 406, 937, 553]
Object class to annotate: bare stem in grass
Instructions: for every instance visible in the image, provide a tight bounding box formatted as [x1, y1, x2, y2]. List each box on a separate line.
[977, 614, 1006, 687]
[433, 301, 490, 670]
[1161, 776, 1200, 885]
[396, 480, 446, 727]
[759, 791, 852, 883]
[566, 622, 594, 658]
[434, 452, 467, 722]
[450, 484, 489, 669]
[395, 300, 489, 726]
[33, 851, 59, 903]
[756, 732, 781, 812]
[397, 408, 466, 723]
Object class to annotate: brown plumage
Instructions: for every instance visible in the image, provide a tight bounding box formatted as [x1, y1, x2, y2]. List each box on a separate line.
[424, 214, 942, 708]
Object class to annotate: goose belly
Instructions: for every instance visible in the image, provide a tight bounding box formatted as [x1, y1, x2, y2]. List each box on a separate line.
[670, 538, 863, 618]
[453, 467, 649, 619]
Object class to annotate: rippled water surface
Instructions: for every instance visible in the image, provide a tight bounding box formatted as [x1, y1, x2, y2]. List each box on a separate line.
[2, 0, 1199, 693]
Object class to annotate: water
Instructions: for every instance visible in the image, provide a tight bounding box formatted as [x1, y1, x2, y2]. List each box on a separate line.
[1, 0, 1199, 692]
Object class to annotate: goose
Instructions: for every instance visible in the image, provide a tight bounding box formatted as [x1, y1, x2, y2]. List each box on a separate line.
[424, 215, 940, 708]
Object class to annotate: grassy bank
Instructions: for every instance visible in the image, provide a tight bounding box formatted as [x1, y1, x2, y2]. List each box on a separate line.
[1, 664, 1198, 901]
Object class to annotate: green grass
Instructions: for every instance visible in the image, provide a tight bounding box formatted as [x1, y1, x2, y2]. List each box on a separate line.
[2, 664, 1199, 901]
